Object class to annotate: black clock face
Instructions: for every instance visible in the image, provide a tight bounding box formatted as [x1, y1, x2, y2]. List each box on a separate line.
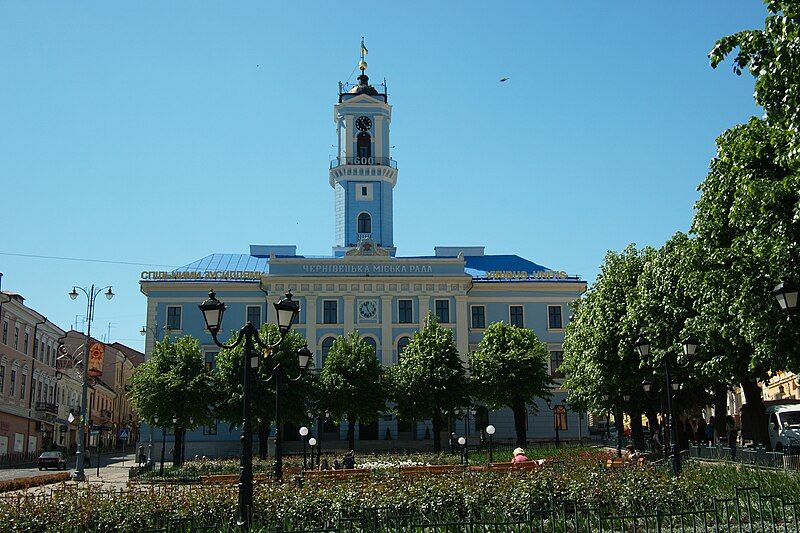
[356, 116, 372, 131]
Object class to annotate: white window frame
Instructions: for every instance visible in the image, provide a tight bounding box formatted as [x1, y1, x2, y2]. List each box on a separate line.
[509, 305, 525, 328]
[356, 183, 373, 201]
[547, 305, 564, 331]
[470, 305, 486, 330]
[166, 305, 183, 332]
[322, 300, 338, 324]
[245, 305, 262, 327]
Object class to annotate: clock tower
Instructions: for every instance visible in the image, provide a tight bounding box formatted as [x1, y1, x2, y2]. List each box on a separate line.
[330, 42, 397, 256]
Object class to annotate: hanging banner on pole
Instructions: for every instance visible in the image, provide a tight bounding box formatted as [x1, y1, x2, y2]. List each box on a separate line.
[88, 342, 105, 377]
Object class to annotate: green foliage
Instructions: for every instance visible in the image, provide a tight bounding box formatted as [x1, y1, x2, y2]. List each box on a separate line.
[561, 245, 650, 413]
[690, 118, 800, 378]
[709, 0, 800, 158]
[130, 336, 213, 427]
[318, 331, 385, 425]
[6, 455, 800, 531]
[387, 313, 468, 424]
[213, 324, 313, 428]
[469, 321, 553, 412]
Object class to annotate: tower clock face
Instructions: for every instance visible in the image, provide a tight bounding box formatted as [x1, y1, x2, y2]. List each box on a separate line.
[355, 116, 372, 132]
[359, 300, 377, 319]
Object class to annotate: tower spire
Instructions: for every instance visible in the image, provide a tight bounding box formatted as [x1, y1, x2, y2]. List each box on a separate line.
[359, 37, 368, 74]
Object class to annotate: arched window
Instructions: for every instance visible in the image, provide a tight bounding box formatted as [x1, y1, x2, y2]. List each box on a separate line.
[397, 336, 411, 362]
[321, 337, 335, 365]
[358, 212, 372, 234]
[357, 132, 371, 159]
[363, 336, 378, 360]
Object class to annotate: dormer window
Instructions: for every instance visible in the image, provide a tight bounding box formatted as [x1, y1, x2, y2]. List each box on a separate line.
[358, 212, 372, 234]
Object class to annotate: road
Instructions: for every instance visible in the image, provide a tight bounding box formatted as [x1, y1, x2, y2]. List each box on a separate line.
[0, 452, 137, 483]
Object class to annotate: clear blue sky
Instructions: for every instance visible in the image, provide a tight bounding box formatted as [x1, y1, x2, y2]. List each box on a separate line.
[0, 1, 764, 350]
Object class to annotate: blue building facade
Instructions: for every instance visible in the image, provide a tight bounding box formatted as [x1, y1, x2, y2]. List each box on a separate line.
[138, 55, 587, 458]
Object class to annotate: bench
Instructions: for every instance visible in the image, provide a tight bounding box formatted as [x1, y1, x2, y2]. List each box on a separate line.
[605, 457, 647, 469]
[303, 468, 371, 482]
[399, 464, 467, 477]
[487, 460, 543, 472]
[199, 474, 271, 484]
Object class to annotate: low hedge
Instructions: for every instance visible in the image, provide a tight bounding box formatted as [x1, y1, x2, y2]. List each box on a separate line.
[0, 472, 70, 493]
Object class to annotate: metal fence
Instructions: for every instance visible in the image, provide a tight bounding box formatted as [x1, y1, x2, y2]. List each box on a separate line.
[689, 443, 800, 469]
[132, 487, 800, 532]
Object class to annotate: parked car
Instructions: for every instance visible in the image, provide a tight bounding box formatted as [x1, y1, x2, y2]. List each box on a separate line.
[38, 450, 67, 470]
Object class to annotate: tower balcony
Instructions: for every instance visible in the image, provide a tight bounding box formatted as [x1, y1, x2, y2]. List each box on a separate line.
[330, 156, 397, 169]
[329, 157, 398, 188]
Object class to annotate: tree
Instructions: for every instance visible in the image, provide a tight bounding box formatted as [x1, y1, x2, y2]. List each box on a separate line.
[130, 336, 213, 467]
[561, 245, 650, 447]
[317, 331, 385, 450]
[214, 324, 313, 459]
[689, 117, 800, 448]
[710, 0, 800, 157]
[469, 322, 553, 446]
[387, 313, 468, 453]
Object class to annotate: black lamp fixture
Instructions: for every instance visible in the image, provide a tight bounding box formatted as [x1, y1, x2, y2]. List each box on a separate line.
[773, 281, 798, 313]
[681, 336, 699, 357]
[634, 335, 651, 358]
[198, 288, 302, 530]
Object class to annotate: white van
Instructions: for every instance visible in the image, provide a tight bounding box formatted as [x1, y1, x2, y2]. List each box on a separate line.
[767, 403, 800, 453]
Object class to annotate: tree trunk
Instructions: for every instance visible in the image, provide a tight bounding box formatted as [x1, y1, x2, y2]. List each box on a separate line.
[713, 384, 728, 443]
[173, 427, 184, 467]
[432, 413, 443, 453]
[630, 409, 644, 450]
[741, 379, 770, 450]
[510, 398, 527, 446]
[258, 421, 270, 459]
[347, 413, 356, 451]
[645, 408, 659, 434]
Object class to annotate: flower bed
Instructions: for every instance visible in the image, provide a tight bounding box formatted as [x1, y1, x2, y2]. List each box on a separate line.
[4, 450, 800, 531]
[0, 472, 71, 493]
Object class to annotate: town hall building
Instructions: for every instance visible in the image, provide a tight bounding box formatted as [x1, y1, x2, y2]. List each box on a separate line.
[139, 52, 587, 457]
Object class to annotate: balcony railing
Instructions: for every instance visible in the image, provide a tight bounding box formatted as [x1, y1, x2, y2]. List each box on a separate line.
[330, 156, 397, 169]
[35, 402, 58, 414]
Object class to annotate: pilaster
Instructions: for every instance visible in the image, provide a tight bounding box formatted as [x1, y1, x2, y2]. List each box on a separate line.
[381, 296, 392, 366]
[455, 295, 469, 363]
[343, 295, 355, 333]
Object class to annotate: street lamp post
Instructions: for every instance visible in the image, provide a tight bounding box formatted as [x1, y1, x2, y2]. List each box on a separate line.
[299, 426, 309, 470]
[485, 424, 495, 464]
[602, 393, 625, 457]
[68, 284, 113, 481]
[308, 437, 317, 469]
[636, 334, 698, 477]
[545, 398, 567, 448]
[458, 436, 467, 465]
[199, 289, 304, 530]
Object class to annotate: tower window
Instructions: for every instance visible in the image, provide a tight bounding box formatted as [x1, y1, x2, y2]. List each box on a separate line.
[358, 212, 372, 234]
[357, 132, 371, 160]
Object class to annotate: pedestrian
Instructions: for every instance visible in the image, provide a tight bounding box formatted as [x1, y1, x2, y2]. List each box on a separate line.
[697, 417, 708, 446]
[624, 444, 641, 463]
[320, 455, 329, 471]
[333, 458, 341, 470]
[479, 429, 486, 447]
[138, 444, 146, 467]
[705, 416, 715, 445]
[512, 447, 529, 464]
[652, 429, 663, 455]
[449, 432, 457, 453]
[343, 450, 355, 469]
[726, 415, 738, 459]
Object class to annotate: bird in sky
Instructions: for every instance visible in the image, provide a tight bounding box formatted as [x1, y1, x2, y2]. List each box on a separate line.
[499, 77, 509, 82]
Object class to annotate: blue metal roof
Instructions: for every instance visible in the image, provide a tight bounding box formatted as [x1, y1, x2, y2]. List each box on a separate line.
[173, 254, 269, 274]
[462, 254, 549, 277]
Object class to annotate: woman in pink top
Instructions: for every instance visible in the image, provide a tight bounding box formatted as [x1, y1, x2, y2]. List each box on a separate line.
[512, 447, 529, 463]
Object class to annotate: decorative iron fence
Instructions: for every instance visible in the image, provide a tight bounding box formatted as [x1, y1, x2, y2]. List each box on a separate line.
[689, 443, 799, 469]
[133, 487, 800, 532]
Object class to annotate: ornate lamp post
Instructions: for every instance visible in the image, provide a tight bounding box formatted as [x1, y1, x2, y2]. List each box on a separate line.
[198, 289, 304, 530]
[68, 284, 113, 481]
[635, 334, 697, 477]
[485, 424, 495, 464]
[299, 426, 309, 470]
[545, 397, 568, 448]
[457, 436, 467, 465]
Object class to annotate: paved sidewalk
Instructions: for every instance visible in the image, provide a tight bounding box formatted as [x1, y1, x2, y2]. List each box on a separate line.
[4, 453, 138, 496]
